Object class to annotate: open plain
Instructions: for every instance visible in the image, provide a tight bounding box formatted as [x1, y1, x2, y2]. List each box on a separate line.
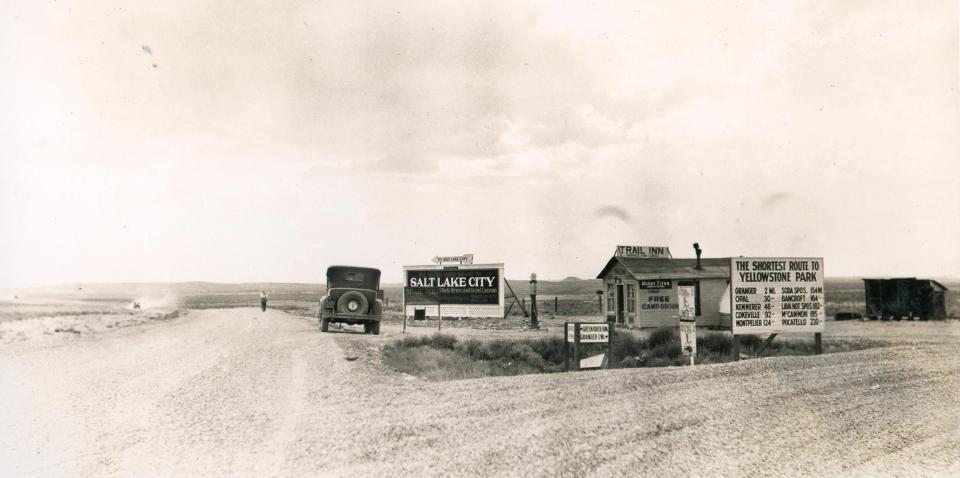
[2, 302, 959, 477]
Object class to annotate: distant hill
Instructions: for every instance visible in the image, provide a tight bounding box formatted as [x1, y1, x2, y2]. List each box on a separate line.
[16, 282, 325, 299]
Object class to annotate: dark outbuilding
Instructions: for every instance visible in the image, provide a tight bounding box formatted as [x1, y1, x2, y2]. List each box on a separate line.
[863, 278, 949, 320]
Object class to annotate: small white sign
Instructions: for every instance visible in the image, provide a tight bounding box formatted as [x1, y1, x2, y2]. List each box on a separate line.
[678, 285, 696, 322]
[431, 254, 474, 265]
[679, 322, 696, 356]
[580, 353, 606, 369]
[566, 323, 609, 343]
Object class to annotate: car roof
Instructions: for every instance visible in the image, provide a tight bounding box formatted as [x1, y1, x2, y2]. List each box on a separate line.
[326, 265, 381, 274]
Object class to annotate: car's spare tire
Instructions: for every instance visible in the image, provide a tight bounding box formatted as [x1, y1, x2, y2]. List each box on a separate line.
[337, 291, 369, 314]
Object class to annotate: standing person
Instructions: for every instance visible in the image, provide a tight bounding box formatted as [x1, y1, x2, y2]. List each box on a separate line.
[260, 291, 268, 312]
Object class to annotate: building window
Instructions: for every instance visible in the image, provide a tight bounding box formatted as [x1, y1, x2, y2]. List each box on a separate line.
[626, 284, 636, 313]
[606, 283, 615, 313]
[678, 280, 701, 316]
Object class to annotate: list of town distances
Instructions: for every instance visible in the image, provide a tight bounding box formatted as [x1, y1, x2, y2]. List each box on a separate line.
[730, 257, 825, 335]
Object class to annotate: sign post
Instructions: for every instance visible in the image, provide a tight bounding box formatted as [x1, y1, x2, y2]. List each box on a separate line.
[678, 285, 697, 366]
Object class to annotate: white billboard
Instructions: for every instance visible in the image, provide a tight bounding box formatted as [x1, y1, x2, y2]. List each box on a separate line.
[730, 257, 825, 335]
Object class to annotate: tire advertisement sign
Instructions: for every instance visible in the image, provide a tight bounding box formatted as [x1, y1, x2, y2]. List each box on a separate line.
[404, 268, 500, 305]
[730, 257, 825, 335]
[639, 279, 672, 290]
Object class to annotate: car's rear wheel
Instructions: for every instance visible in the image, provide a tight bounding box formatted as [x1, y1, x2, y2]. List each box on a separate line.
[320, 317, 329, 332]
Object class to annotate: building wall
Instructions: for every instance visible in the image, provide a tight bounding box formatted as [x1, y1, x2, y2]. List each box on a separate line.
[602, 273, 729, 328]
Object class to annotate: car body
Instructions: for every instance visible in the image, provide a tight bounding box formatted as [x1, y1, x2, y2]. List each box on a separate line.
[318, 266, 384, 334]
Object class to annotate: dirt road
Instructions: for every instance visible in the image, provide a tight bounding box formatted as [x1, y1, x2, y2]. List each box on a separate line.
[2, 309, 959, 477]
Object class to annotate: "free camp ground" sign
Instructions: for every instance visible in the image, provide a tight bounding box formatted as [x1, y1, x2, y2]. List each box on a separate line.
[730, 257, 825, 335]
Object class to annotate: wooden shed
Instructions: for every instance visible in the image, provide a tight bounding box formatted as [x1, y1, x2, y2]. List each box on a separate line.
[863, 278, 948, 320]
[596, 254, 730, 328]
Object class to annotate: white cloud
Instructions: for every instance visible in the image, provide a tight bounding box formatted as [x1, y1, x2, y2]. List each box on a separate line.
[1, 0, 958, 288]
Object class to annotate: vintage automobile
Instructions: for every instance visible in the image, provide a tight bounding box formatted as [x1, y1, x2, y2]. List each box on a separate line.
[319, 266, 384, 334]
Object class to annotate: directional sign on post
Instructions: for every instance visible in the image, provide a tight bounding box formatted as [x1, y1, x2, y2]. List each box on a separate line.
[431, 254, 475, 265]
[730, 257, 825, 335]
[566, 322, 609, 343]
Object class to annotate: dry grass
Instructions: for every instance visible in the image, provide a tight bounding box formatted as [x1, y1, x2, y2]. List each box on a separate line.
[382, 330, 889, 381]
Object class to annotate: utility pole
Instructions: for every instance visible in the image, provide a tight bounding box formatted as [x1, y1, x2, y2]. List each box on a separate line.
[529, 273, 538, 329]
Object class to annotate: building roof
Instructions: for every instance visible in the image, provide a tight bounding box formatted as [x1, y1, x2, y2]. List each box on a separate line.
[596, 256, 730, 280]
[862, 278, 949, 291]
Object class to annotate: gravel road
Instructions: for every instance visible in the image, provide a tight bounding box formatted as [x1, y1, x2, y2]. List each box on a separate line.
[2, 309, 958, 477]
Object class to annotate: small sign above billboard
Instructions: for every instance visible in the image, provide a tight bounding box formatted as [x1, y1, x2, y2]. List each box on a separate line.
[615, 245, 672, 258]
[432, 254, 474, 265]
[730, 257, 825, 335]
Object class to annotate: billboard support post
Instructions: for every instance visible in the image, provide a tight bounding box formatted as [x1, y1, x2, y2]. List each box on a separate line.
[815, 332, 822, 355]
[563, 322, 570, 372]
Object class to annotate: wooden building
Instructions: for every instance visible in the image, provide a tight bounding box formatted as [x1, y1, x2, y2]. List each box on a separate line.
[596, 248, 731, 328]
[863, 278, 948, 320]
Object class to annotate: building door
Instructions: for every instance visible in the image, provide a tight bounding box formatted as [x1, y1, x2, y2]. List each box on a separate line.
[616, 284, 625, 324]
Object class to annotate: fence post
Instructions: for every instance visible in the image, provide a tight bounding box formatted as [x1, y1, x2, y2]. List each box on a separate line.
[555, 296, 559, 314]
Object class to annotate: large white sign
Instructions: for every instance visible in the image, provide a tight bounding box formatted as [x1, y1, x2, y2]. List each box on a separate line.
[566, 323, 609, 343]
[730, 257, 825, 335]
[615, 245, 672, 258]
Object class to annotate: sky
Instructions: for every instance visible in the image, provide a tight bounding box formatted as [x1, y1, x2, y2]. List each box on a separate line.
[1, 0, 958, 288]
